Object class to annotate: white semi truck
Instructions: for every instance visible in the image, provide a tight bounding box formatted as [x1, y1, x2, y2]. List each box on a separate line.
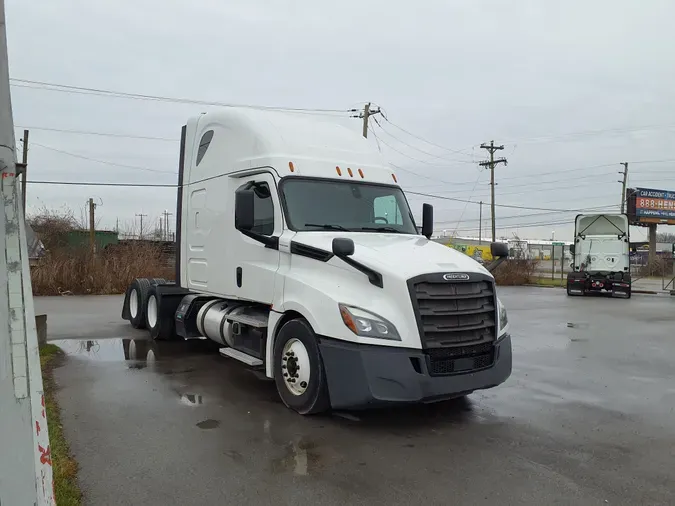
[566, 213, 631, 298]
[121, 109, 512, 414]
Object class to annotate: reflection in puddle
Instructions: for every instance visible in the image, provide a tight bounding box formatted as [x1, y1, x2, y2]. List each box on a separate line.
[270, 438, 321, 476]
[52, 338, 124, 361]
[196, 419, 220, 430]
[262, 418, 324, 476]
[180, 394, 204, 406]
[52, 337, 218, 370]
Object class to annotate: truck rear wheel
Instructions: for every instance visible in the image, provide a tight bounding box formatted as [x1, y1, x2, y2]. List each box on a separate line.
[273, 318, 330, 415]
[128, 278, 152, 329]
[145, 286, 177, 340]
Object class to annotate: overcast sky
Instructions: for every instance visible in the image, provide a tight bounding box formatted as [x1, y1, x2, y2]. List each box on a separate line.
[6, 0, 675, 241]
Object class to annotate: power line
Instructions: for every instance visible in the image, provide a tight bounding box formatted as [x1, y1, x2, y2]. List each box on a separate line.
[370, 124, 473, 168]
[373, 118, 475, 164]
[30, 142, 176, 174]
[389, 162, 468, 185]
[15, 125, 177, 142]
[501, 124, 675, 146]
[10, 78, 348, 114]
[379, 114, 475, 157]
[407, 189, 613, 213]
[407, 171, 618, 196]
[436, 204, 617, 226]
[479, 162, 618, 181]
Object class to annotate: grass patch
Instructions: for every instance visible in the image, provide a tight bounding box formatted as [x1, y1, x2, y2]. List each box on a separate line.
[530, 276, 566, 287]
[40, 345, 82, 506]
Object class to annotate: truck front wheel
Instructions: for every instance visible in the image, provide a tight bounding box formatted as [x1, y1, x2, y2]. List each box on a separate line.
[273, 318, 330, 415]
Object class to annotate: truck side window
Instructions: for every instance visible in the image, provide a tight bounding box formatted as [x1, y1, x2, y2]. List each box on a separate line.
[373, 195, 403, 225]
[251, 182, 274, 236]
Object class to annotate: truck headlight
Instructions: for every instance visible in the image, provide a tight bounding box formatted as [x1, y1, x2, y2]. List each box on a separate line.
[338, 304, 401, 341]
[498, 298, 508, 332]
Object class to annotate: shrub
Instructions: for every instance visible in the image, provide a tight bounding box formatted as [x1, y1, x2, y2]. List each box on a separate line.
[492, 259, 539, 285]
[29, 208, 173, 295]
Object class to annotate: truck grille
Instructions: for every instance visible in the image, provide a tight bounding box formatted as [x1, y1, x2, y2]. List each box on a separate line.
[409, 273, 497, 349]
[426, 343, 495, 376]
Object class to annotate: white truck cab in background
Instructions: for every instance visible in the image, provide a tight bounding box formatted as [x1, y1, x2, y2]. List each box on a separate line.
[122, 109, 512, 414]
[567, 213, 631, 298]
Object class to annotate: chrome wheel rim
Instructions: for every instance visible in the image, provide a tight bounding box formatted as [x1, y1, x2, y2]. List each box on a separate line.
[129, 289, 139, 318]
[281, 338, 311, 396]
[147, 295, 158, 328]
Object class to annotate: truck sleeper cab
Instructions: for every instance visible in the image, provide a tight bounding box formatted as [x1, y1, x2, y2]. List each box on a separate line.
[121, 109, 512, 414]
[566, 213, 631, 298]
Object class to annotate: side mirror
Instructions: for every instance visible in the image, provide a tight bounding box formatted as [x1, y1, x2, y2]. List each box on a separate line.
[569, 244, 575, 254]
[235, 188, 255, 231]
[422, 203, 433, 239]
[490, 241, 508, 258]
[332, 238, 354, 257]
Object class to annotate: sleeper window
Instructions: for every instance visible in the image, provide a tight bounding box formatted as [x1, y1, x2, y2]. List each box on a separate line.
[196, 130, 214, 166]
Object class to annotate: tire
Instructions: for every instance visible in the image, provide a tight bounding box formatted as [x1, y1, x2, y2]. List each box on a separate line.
[128, 278, 152, 329]
[151, 278, 167, 286]
[273, 318, 330, 415]
[145, 286, 176, 340]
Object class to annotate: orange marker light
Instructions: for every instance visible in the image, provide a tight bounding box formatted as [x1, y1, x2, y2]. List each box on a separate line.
[347, 168, 353, 177]
[336, 166, 342, 176]
[358, 168, 364, 178]
[289, 161, 295, 172]
[392, 173, 398, 183]
[340, 306, 358, 335]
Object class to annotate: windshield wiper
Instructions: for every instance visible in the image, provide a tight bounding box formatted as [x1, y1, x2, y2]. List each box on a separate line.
[304, 223, 351, 231]
[358, 226, 403, 233]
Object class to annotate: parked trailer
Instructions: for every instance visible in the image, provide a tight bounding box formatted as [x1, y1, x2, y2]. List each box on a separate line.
[566, 213, 631, 298]
[121, 109, 513, 415]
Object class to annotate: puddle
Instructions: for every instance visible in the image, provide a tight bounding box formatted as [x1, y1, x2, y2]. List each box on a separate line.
[196, 419, 220, 430]
[51, 338, 127, 362]
[270, 438, 321, 476]
[50, 338, 218, 368]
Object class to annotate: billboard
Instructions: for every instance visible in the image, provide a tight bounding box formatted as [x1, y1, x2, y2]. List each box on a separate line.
[627, 187, 675, 226]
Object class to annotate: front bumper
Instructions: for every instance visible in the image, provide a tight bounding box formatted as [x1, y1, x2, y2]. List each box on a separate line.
[319, 334, 512, 410]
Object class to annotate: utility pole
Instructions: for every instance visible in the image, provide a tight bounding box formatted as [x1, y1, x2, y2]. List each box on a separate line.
[479, 141, 507, 242]
[619, 162, 629, 214]
[18, 129, 27, 213]
[136, 213, 147, 239]
[357, 102, 381, 139]
[88, 198, 96, 255]
[162, 210, 173, 241]
[478, 201, 483, 245]
[0, 0, 55, 503]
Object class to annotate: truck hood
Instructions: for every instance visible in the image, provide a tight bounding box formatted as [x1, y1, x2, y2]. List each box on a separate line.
[292, 232, 491, 280]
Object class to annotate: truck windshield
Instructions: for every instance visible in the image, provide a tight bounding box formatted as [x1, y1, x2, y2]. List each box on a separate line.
[280, 179, 418, 234]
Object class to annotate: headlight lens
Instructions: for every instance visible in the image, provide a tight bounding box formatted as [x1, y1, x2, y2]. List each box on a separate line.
[498, 298, 508, 331]
[338, 304, 401, 340]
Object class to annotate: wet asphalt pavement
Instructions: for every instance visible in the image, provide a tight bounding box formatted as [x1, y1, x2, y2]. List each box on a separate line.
[36, 289, 675, 506]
